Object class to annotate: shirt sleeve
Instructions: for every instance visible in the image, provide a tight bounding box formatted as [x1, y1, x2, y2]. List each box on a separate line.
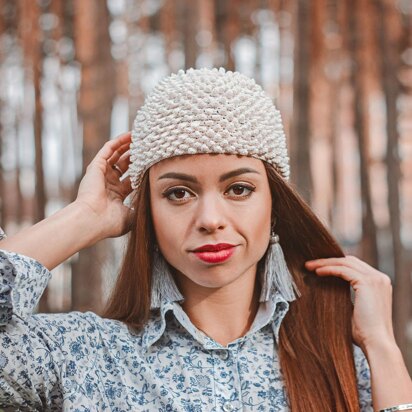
[353, 343, 374, 411]
[0, 245, 108, 410]
[0, 248, 62, 409]
[0, 248, 52, 326]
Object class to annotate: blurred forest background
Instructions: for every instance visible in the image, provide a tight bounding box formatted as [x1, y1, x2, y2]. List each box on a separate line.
[0, 0, 411, 368]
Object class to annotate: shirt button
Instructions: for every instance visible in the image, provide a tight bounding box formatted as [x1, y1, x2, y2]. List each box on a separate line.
[222, 402, 234, 412]
[217, 350, 229, 360]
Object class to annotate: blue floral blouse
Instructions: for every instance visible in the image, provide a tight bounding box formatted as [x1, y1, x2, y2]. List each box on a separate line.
[0, 243, 373, 411]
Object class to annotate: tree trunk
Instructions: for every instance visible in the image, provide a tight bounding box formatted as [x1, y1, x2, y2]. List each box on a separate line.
[326, 0, 345, 232]
[18, 0, 49, 312]
[197, 0, 218, 67]
[275, 0, 294, 137]
[346, 0, 378, 267]
[226, 0, 241, 72]
[160, 0, 177, 71]
[290, 0, 313, 203]
[375, 0, 409, 357]
[183, 0, 198, 69]
[71, 0, 115, 314]
[127, 1, 148, 129]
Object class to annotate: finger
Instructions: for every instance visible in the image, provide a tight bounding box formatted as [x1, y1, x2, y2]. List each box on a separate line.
[116, 153, 131, 171]
[107, 175, 132, 198]
[346, 255, 384, 275]
[313, 265, 362, 284]
[305, 256, 384, 280]
[305, 256, 363, 272]
[106, 160, 130, 182]
[106, 153, 130, 181]
[107, 143, 131, 166]
[107, 161, 126, 180]
[94, 132, 132, 164]
[306, 257, 347, 268]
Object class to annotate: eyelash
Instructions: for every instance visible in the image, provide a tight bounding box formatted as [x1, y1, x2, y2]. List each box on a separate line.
[162, 184, 256, 203]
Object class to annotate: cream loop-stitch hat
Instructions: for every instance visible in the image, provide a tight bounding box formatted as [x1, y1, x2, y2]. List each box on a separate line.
[125, 67, 290, 189]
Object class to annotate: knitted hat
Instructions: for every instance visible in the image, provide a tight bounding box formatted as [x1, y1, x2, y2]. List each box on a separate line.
[125, 67, 290, 189]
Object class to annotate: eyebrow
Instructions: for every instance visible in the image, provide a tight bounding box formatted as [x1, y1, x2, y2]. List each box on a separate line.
[158, 167, 261, 183]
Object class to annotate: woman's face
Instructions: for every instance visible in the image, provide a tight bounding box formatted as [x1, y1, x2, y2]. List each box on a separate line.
[149, 154, 272, 291]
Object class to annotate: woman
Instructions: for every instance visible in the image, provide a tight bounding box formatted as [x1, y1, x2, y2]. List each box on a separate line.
[0, 67, 411, 411]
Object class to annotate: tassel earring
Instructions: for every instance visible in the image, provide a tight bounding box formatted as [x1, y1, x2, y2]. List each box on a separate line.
[259, 221, 301, 303]
[151, 244, 184, 309]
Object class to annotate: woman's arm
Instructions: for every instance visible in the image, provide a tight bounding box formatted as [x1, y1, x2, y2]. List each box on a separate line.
[0, 202, 102, 271]
[365, 339, 412, 410]
[0, 131, 133, 271]
[305, 256, 412, 411]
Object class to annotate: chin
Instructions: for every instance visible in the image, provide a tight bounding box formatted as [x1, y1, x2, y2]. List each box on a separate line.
[172, 260, 256, 290]
[185, 269, 245, 289]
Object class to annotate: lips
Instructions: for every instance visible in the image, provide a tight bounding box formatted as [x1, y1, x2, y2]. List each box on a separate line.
[191, 243, 237, 263]
[192, 243, 235, 252]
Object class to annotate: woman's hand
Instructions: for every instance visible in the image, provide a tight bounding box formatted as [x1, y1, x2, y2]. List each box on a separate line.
[304, 256, 395, 352]
[75, 131, 134, 239]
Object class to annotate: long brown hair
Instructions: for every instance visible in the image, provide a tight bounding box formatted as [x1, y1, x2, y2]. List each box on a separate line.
[102, 161, 360, 411]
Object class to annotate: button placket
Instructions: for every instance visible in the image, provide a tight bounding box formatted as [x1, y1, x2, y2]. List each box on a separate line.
[212, 344, 241, 412]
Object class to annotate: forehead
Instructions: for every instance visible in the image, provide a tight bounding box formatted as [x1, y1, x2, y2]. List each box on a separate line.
[149, 154, 266, 178]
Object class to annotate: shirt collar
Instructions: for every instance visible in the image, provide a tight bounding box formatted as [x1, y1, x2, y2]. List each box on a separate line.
[142, 288, 293, 350]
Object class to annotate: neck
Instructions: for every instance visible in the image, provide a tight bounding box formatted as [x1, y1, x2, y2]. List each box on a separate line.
[177, 265, 260, 346]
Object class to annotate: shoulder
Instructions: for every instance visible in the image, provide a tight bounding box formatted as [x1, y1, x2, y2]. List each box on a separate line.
[43, 311, 148, 351]
[4, 310, 139, 355]
[30, 310, 131, 341]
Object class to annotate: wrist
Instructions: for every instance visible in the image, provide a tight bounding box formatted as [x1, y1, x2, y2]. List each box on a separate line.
[66, 201, 106, 246]
[363, 333, 397, 350]
[363, 338, 400, 355]
[362, 339, 403, 365]
[359, 330, 397, 353]
[363, 338, 412, 410]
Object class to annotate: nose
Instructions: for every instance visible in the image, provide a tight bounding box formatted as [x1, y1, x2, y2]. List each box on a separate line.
[194, 192, 227, 233]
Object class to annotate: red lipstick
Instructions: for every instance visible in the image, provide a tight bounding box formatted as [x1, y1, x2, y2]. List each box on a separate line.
[192, 243, 236, 263]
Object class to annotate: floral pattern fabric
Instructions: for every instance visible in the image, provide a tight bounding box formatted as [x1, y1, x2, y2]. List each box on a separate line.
[0, 247, 373, 411]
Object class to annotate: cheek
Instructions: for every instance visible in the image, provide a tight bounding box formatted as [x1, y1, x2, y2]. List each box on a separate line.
[249, 209, 271, 259]
[150, 193, 167, 243]
[248, 192, 272, 257]
[150, 200, 184, 255]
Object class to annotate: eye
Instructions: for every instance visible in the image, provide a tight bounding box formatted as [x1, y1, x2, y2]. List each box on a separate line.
[226, 184, 255, 198]
[162, 183, 255, 203]
[162, 187, 193, 202]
